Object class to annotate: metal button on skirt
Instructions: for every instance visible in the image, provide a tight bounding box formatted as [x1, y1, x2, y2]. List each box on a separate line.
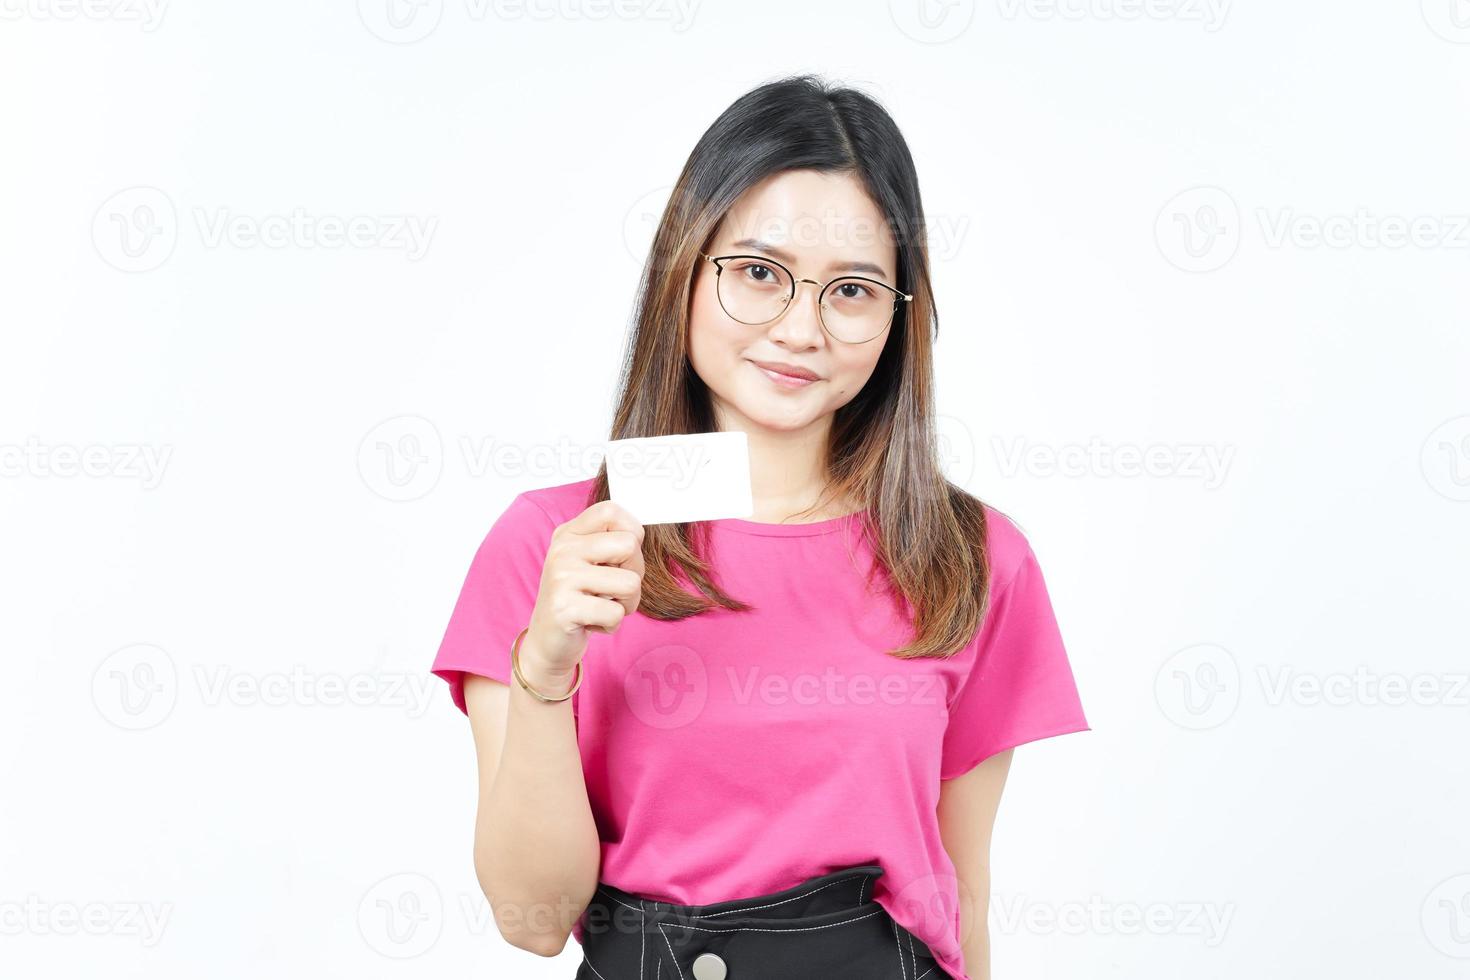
[574, 863, 949, 980]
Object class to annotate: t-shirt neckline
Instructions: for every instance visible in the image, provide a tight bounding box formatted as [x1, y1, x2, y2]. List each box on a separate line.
[704, 509, 870, 537]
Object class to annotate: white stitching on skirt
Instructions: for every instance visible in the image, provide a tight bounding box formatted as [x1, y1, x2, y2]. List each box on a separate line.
[896, 923, 936, 980]
[657, 924, 686, 980]
[656, 911, 885, 980]
[583, 890, 650, 979]
[891, 919, 908, 980]
[686, 872, 876, 919]
[659, 909, 883, 938]
[597, 872, 881, 979]
[598, 872, 876, 921]
[596, 888, 644, 913]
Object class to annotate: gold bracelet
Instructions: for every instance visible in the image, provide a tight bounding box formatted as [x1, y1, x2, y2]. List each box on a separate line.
[509, 626, 583, 703]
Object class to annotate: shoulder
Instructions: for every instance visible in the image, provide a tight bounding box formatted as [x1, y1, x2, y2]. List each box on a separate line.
[469, 477, 599, 562]
[980, 503, 1041, 594]
[509, 476, 601, 527]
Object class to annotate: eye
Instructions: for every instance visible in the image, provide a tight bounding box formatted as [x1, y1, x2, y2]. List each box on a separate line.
[834, 281, 875, 300]
[742, 263, 778, 283]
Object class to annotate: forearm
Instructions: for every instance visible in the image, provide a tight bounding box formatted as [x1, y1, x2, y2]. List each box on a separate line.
[475, 638, 601, 956]
[960, 870, 992, 980]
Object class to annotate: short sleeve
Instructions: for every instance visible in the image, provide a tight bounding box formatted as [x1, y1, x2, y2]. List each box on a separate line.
[939, 530, 1090, 779]
[431, 492, 562, 716]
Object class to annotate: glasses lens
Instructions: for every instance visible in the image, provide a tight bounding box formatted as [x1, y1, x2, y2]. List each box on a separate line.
[716, 258, 794, 325]
[820, 278, 897, 343]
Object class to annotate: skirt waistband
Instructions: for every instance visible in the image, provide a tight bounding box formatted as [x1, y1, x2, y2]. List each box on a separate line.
[577, 864, 946, 980]
[594, 863, 886, 929]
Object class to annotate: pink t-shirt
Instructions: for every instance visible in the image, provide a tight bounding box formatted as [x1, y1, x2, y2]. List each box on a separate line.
[431, 476, 1089, 980]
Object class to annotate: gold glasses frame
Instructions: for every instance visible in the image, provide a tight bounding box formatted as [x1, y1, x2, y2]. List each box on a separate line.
[699, 251, 912, 345]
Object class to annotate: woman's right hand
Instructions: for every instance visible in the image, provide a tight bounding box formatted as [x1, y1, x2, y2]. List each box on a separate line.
[522, 499, 646, 678]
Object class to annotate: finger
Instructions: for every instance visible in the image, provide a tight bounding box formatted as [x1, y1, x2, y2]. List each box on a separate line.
[574, 529, 644, 569]
[571, 592, 626, 634]
[568, 499, 644, 544]
[623, 544, 646, 581]
[576, 564, 641, 603]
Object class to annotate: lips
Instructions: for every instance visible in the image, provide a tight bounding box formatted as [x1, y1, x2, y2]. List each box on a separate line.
[748, 359, 821, 382]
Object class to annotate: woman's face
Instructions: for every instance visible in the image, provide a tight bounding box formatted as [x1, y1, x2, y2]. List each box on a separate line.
[688, 168, 899, 435]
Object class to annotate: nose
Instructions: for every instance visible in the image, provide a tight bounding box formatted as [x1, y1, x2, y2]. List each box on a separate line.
[766, 277, 827, 347]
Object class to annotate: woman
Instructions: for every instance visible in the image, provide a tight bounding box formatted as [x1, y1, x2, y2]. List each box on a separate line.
[431, 73, 1090, 980]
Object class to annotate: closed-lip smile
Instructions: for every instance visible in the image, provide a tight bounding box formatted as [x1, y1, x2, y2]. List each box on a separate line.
[749, 358, 821, 382]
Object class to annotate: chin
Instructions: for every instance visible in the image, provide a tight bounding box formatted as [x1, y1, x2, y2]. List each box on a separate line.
[734, 399, 819, 432]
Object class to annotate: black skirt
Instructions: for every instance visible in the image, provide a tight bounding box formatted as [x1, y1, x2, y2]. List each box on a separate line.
[574, 863, 950, 979]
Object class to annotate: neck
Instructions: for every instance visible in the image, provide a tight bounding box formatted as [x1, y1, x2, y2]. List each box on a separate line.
[713, 403, 855, 522]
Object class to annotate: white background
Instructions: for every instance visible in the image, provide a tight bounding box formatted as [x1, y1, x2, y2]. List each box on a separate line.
[3, 1, 1469, 977]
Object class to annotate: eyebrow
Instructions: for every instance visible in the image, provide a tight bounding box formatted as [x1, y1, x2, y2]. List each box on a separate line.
[729, 238, 892, 281]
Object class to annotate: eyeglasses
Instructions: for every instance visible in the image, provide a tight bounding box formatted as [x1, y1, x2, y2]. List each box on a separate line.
[700, 252, 911, 345]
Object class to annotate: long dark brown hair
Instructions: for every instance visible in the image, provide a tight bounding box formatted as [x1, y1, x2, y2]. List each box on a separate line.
[588, 73, 991, 660]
